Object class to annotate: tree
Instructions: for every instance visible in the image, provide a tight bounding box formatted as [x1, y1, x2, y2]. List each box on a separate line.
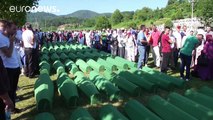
[133, 7, 153, 21]
[122, 11, 134, 21]
[179, 0, 188, 3]
[111, 9, 123, 25]
[153, 7, 164, 19]
[196, 0, 213, 26]
[95, 16, 111, 30]
[158, 10, 164, 19]
[171, 9, 184, 20]
[164, 19, 173, 28]
[167, 0, 177, 5]
[0, 0, 39, 26]
[127, 21, 137, 29]
[83, 18, 96, 27]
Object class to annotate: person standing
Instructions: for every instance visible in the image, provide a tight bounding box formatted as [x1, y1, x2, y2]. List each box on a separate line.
[0, 20, 14, 120]
[125, 31, 135, 61]
[101, 30, 108, 52]
[0, 56, 14, 120]
[117, 29, 125, 58]
[173, 25, 182, 67]
[193, 36, 213, 80]
[144, 28, 151, 66]
[0, 21, 21, 113]
[94, 31, 100, 49]
[160, 27, 174, 73]
[151, 25, 161, 68]
[85, 30, 92, 48]
[137, 25, 147, 69]
[181, 25, 189, 38]
[15, 26, 25, 76]
[78, 31, 84, 45]
[33, 29, 40, 76]
[110, 30, 118, 56]
[169, 29, 176, 70]
[180, 34, 203, 81]
[22, 23, 36, 78]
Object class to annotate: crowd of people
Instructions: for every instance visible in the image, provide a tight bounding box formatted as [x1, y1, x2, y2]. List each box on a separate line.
[40, 24, 213, 81]
[0, 19, 213, 119]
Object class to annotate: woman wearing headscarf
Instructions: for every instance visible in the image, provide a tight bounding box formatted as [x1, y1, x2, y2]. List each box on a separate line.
[193, 36, 213, 80]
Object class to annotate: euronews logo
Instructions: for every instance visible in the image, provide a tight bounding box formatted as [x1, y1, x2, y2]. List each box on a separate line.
[9, 5, 60, 13]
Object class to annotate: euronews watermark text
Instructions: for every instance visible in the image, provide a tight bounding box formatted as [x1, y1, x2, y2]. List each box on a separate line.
[9, 6, 60, 13]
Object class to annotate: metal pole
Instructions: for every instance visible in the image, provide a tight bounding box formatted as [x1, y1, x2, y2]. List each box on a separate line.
[192, 0, 195, 19]
[190, 0, 195, 30]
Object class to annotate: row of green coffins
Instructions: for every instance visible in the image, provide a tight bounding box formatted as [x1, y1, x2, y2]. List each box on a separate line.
[36, 43, 193, 120]
[41, 57, 184, 97]
[36, 61, 213, 120]
[38, 43, 186, 104]
[39, 59, 120, 104]
[41, 43, 185, 87]
[35, 86, 213, 120]
[41, 54, 185, 92]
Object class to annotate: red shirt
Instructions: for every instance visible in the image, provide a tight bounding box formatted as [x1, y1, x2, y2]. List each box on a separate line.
[151, 30, 161, 47]
[161, 34, 171, 53]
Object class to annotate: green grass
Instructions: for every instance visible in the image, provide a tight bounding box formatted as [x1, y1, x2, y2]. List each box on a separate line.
[12, 60, 213, 120]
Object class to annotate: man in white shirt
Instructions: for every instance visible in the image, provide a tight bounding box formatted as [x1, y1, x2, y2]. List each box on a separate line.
[173, 25, 182, 67]
[22, 23, 36, 78]
[0, 21, 21, 113]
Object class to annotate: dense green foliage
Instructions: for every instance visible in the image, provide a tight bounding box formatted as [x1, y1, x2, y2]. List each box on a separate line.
[134, 7, 153, 21]
[122, 11, 134, 21]
[164, 19, 173, 28]
[83, 18, 96, 28]
[24, 0, 212, 30]
[95, 16, 111, 30]
[111, 9, 124, 25]
[0, 0, 39, 25]
[196, 0, 213, 26]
